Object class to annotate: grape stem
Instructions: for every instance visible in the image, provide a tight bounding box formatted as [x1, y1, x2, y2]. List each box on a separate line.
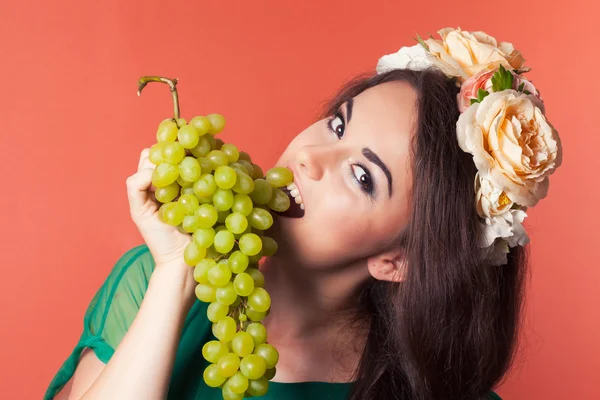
[137, 76, 181, 121]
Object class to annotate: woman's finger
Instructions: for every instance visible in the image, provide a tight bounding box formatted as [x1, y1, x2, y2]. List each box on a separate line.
[126, 168, 154, 214]
[138, 148, 151, 171]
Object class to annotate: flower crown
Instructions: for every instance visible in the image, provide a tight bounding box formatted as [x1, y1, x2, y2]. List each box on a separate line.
[376, 27, 562, 266]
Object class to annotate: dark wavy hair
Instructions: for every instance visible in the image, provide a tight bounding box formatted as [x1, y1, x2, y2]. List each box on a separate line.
[322, 69, 527, 400]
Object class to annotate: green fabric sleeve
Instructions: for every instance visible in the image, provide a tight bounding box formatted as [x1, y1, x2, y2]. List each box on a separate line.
[43, 245, 154, 399]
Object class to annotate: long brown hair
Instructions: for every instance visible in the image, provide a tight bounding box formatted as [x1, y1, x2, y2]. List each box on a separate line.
[323, 69, 527, 400]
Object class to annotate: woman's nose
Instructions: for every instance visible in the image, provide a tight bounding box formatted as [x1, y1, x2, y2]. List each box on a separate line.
[295, 145, 327, 181]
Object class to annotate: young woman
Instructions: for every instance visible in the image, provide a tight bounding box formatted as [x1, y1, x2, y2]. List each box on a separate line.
[45, 28, 561, 400]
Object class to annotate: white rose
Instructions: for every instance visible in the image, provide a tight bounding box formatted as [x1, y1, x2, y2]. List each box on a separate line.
[376, 44, 462, 77]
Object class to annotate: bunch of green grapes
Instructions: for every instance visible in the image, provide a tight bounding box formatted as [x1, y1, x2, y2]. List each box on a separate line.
[139, 76, 293, 399]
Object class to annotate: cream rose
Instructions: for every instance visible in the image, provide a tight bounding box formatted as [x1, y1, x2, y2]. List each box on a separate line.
[376, 44, 462, 78]
[425, 28, 526, 82]
[457, 90, 562, 207]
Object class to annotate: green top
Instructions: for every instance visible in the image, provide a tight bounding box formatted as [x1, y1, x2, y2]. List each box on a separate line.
[44, 245, 502, 400]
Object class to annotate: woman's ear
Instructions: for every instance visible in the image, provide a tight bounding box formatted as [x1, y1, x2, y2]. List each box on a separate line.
[367, 249, 406, 282]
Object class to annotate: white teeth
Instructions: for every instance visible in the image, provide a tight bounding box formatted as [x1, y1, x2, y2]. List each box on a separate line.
[287, 180, 305, 211]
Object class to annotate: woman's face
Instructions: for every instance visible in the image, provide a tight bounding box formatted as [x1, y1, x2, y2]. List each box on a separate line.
[273, 81, 418, 268]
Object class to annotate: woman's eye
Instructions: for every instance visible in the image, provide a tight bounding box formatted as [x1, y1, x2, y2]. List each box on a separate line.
[328, 114, 345, 138]
[351, 164, 373, 194]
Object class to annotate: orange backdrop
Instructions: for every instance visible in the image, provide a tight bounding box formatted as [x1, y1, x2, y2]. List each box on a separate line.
[1, 1, 597, 399]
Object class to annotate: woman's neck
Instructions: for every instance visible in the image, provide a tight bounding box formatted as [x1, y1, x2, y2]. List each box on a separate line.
[260, 252, 370, 345]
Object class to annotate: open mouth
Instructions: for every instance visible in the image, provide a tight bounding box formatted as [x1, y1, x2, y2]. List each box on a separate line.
[275, 182, 305, 218]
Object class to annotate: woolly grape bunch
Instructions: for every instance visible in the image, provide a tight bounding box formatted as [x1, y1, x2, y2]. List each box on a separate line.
[138, 76, 292, 399]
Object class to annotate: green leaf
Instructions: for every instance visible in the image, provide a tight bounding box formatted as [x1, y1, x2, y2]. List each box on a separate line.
[523, 90, 531, 95]
[477, 88, 490, 102]
[414, 34, 429, 51]
[470, 98, 479, 105]
[517, 82, 525, 92]
[491, 64, 514, 92]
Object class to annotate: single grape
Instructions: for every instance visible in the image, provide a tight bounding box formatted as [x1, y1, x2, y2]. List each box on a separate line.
[233, 273, 255, 297]
[176, 118, 187, 127]
[267, 188, 291, 212]
[178, 157, 202, 182]
[214, 230, 235, 254]
[264, 367, 276, 381]
[214, 316, 237, 342]
[206, 135, 217, 150]
[246, 268, 265, 288]
[221, 144, 240, 163]
[156, 119, 178, 142]
[195, 203, 219, 228]
[246, 377, 269, 397]
[236, 160, 255, 176]
[239, 233, 263, 256]
[215, 166, 237, 189]
[149, 142, 166, 164]
[232, 331, 255, 358]
[266, 167, 294, 188]
[155, 182, 180, 203]
[217, 210, 231, 223]
[216, 282, 238, 306]
[218, 353, 241, 377]
[160, 202, 186, 226]
[240, 354, 267, 380]
[178, 193, 199, 215]
[208, 261, 232, 287]
[197, 195, 213, 204]
[152, 163, 179, 187]
[184, 242, 206, 266]
[213, 189, 234, 211]
[206, 246, 221, 260]
[190, 136, 212, 158]
[203, 364, 226, 388]
[254, 343, 279, 369]
[228, 372, 249, 394]
[181, 215, 200, 233]
[250, 179, 273, 204]
[202, 340, 229, 364]
[194, 174, 217, 197]
[181, 186, 195, 196]
[260, 236, 278, 257]
[225, 212, 248, 234]
[239, 314, 247, 322]
[196, 157, 213, 174]
[189, 116, 211, 136]
[177, 125, 200, 148]
[208, 150, 229, 169]
[248, 288, 271, 313]
[238, 151, 252, 163]
[232, 171, 255, 195]
[223, 385, 244, 400]
[252, 164, 264, 180]
[162, 142, 186, 164]
[193, 227, 216, 248]
[207, 113, 226, 134]
[207, 301, 229, 323]
[246, 323, 267, 347]
[245, 305, 267, 322]
[229, 251, 249, 274]
[248, 208, 273, 231]
[231, 194, 253, 216]
[195, 283, 217, 303]
[194, 259, 216, 284]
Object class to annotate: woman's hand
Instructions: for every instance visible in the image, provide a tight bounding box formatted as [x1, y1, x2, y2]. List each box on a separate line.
[126, 148, 191, 267]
